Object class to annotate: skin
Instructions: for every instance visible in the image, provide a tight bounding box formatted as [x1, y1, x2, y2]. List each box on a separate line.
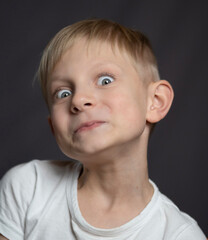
[0, 235, 8, 240]
[48, 39, 173, 228]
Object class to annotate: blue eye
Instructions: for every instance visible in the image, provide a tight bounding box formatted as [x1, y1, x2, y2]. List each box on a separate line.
[97, 75, 114, 86]
[57, 89, 72, 99]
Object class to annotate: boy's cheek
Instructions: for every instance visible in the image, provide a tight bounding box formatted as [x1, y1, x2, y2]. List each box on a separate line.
[49, 110, 68, 132]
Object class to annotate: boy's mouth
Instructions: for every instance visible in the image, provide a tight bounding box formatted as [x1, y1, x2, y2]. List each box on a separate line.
[74, 121, 106, 133]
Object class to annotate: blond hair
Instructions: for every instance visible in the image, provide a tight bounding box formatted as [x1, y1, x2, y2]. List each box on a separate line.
[38, 19, 160, 103]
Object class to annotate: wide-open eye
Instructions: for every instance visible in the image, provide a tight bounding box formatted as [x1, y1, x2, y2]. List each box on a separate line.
[97, 75, 114, 86]
[57, 89, 72, 99]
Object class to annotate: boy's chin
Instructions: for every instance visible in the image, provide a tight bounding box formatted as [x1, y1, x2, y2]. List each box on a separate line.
[64, 144, 111, 159]
[61, 140, 119, 163]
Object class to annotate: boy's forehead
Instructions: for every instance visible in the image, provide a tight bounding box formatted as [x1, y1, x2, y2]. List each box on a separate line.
[61, 38, 130, 61]
[54, 38, 137, 74]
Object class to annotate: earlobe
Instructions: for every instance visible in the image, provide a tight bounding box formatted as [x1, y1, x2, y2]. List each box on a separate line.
[48, 116, 55, 135]
[146, 80, 174, 123]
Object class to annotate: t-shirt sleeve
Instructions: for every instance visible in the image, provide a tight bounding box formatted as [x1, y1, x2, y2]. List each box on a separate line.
[176, 222, 207, 240]
[0, 161, 37, 240]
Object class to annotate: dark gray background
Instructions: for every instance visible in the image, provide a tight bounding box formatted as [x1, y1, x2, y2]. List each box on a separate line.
[0, 0, 207, 235]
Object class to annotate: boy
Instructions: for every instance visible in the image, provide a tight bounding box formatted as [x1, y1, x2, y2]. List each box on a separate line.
[0, 19, 206, 239]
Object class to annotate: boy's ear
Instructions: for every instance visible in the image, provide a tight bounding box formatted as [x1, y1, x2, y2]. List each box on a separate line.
[146, 80, 174, 123]
[48, 116, 55, 135]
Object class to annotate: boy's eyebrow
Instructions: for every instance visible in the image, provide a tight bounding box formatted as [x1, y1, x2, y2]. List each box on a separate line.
[91, 62, 123, 73]
[50, 62, 124, 82]
[50, 76, 69, 82]
[48, 76, 73, 90]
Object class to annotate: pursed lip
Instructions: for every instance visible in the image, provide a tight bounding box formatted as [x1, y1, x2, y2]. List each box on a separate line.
[74, 121, 106, 133]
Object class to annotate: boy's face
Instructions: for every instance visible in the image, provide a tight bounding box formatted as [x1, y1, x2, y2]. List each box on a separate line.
[48, 39, 150, 161]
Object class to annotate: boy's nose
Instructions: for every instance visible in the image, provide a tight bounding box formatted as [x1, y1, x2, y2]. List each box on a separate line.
[70, 92, 96, 113]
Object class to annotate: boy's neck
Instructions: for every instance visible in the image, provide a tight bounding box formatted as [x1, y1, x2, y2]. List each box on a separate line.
[78, 155, 152, 198]
[77, 156, 154, 228]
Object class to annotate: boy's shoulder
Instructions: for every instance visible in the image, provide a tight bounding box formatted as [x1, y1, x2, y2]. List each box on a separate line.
[0, 159, 80, 196]
[1, 159, 76, 184]
[0, 159, 77, 198]
[0, 159, 80, 240]
[152, 182, 206, 239]
[0, 159, 81, 214]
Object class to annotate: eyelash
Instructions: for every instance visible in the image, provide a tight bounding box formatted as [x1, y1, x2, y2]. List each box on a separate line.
[97, 72, 116, 85]
[97, 72, 115, 79]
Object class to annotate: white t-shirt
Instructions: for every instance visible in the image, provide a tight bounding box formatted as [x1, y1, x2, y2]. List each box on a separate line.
[0, 160, 206, 240]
